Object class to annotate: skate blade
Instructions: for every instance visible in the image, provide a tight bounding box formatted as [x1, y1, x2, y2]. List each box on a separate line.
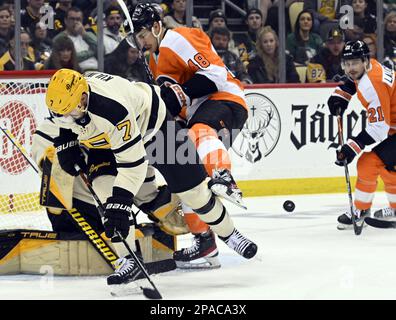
[337, 223, 366, 230]
[175, 256, 221, 270]
[109, 279, 145, 297]
[337, 223, 353, 230]
[210, 185, 247, 210]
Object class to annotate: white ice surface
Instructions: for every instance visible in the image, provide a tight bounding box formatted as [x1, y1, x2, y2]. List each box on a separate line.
[1, 192, 396, 300]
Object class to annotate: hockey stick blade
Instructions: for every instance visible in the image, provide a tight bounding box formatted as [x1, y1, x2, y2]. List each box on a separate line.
[142, 287, 162, 300]
[354, 217, 365, 235]
[365, 217, 396, 229]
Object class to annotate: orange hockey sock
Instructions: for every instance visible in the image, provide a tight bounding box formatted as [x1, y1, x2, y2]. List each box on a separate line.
[189, 123, 231, 176]
[184, 213, 210, 234]
[354, 152, 381, 210]
[380, 163, 396, 209]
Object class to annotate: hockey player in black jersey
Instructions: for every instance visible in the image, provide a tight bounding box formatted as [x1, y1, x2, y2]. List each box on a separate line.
[45, 68, 257, 285]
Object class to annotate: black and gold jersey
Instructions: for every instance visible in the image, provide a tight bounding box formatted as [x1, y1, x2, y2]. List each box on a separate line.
[55, 72, 166, 196]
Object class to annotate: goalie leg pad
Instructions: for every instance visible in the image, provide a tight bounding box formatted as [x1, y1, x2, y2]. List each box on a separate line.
[40, 146, 74, 210]
[138, 185, 189, 236]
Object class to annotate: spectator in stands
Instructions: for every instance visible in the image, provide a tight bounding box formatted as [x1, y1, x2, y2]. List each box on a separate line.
[384, 11, 396, 60]
[53, 0, 72, 35]
[31, 21, 52, 68]
[306, 27, 345, 83]
[152, 3, 165, 20]
[366, 0, 377, 16]
[343, 16, 365, 42]
[266, 0, 300, 35]
[73, 0, 96, 23]
[43, 34, 80, 71]
[258, 0, 272, 26]
[286, 10, 323, 65]
[0, 28, 35, 70]
[207, 9, 239, 56]
[352, 0, 376, 34]
[385, 0, 396, 14]
[362, 33, 376, 58]
[383, 11, 396, 70]
[248, 26, 299, 83]
[163, 0, 202, 29]
[104, 38, 149, 82]
[210, 27, 252, 85]
[207, 9, 227, 31]
[0, 5, 12, 57]
[303, 0, 351, 40]
[103, 6, 124, 54]
[234, 8, 264, 67]
[21, 0, 45, 35]
[86, 0, 129, 34]
[53, 7, 98, 72]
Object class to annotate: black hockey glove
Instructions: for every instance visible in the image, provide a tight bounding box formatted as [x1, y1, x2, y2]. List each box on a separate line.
[160, 83, 191, 117]
[335, 139, 363, 166]
[103, 188, 134, 240]
[327, 95, 349, 116]
[53, 128, 87, 176]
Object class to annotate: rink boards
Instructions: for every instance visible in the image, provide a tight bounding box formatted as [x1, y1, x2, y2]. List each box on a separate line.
[0, 81, 373, 201]
[232, 84, 376, 196]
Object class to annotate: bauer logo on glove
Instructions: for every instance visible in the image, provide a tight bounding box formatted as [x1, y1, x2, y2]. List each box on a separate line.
[53, 128, 87, 176]
[55, 140, 79, 152]
[105, 202, 133, 213]
[104, 194, 134, 239]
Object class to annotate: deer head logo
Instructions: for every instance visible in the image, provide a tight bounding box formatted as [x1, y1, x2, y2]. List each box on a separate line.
[232, 93, 281, 163]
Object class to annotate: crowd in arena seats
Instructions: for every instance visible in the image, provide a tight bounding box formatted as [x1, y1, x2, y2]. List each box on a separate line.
[0, 0, 392, 84]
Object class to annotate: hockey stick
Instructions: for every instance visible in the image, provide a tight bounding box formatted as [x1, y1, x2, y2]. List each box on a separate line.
[336, 115, 364, 235]
[0, 126, 39, 173]
[0, 126, 119, 270]
[117, 0, 156, 84]
[364, 217, 396, 229]
[76, 166, 163, 300]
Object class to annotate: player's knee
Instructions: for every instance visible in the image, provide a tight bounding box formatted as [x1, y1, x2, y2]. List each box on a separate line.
[357, 152, 381, 179]
[176, 179, 212, 210]
[176, 180, 228, 226]
[194, 195, 226, 227]
[188, 123, 218, 146]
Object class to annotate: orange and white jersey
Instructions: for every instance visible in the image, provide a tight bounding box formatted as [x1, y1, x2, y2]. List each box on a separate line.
[355, 59, 396, 142]
[149, 27, 247, 120]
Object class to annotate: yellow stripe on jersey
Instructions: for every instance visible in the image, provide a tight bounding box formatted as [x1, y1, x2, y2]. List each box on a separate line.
[80, 133, 111, 149]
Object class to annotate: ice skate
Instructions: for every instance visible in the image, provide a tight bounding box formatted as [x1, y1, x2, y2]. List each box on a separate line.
[219, 228, 257, 259]
[337, 208, 370, 230]
[208, 168, 246, 209]
[373, 207, 396, 220]
[173, 229, 220, 269]
[107, 253, 145, 286]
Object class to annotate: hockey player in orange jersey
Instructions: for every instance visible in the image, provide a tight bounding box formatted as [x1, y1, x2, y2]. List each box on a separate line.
[132, 4, 248, 267]
[327, 40, 396, 229]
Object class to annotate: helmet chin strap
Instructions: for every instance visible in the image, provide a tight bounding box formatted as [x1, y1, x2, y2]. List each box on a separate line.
[151, 21, 163, 47]
[364, 58, 371, 72]
[355, 59, 370, 80]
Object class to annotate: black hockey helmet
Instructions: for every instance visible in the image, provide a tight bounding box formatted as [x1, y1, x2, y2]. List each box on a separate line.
[132, 3, 161, 34]
[341, 40, 370, 61]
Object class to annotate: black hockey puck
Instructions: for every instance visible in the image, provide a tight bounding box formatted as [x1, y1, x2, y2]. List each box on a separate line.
[283, 200, 295, 212]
